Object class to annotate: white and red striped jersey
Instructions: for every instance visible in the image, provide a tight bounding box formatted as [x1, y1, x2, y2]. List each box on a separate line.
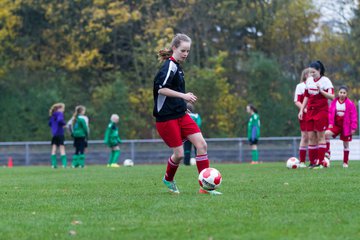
[305, 76, 334, 110]
[336, 99, 346, 117]
[294, 82, 306, 103]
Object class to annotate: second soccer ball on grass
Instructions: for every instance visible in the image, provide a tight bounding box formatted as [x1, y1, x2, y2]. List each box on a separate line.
[286, 157, 300, 169]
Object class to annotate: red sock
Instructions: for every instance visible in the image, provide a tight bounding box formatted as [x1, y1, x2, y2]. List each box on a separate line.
[196, 154, 209, 173]
[318, 144, 326, 165]
[299, 147, 307, 163]
[308, 145, 317, 165]
[326, 140, 330, 156]
[164, 157, 179, 181]
[344, 149, 349, 164]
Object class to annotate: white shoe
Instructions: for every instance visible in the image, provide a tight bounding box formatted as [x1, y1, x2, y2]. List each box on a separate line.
[199, 188, 222, 195]
[299, 162, 307, 168]
[110, 163, 120, 168]
[343, 163, 348, 168]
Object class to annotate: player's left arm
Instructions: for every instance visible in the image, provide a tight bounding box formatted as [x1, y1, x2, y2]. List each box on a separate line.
[349, 100, 358, 134]
[319, 87, 334, 100]
[317, 79, 334, 100]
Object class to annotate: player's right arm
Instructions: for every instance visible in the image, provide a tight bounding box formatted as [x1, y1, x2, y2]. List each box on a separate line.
[298, 96, 308, 120]
[158, 88, 197, 103]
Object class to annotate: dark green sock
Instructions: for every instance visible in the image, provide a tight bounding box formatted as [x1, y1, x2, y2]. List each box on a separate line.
[108, 151, 114, 165]
[252, 149, 259, 161]
[79, 154, 85, 168]
[51, 154, 57, 168]
[112, 150, 120, 164]
[61, 155, 67, 168]
[72, 155, 79, 168]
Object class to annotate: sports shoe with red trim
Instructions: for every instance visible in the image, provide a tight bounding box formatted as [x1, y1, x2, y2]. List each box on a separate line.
[199, 188, 222, 195]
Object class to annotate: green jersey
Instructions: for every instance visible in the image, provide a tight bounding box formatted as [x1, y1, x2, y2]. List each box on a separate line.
[72, 116, 89, 138]
[247, 113, 260, 141]
[104, 121, 122, 147]
[189, 113, 202, 127]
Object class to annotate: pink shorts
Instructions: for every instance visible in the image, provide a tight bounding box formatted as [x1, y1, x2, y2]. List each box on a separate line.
[156, 114, 201, 148]
[328, 125, 352, 142]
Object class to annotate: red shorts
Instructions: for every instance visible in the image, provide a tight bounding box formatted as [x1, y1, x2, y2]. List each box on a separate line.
[328, 125, 352, 142]
[156, 114, 201, 148]
[306, 110, 328, 132]
[299, 119, 307, 131]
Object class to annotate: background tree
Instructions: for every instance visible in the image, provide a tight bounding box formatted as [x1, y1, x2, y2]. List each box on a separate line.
[0, 0, 358, 141]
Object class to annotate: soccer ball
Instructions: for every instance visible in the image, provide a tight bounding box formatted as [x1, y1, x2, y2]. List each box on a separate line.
[323, 157, 330, 168]
[198, 168, 222, 190]
[123, 159, 134, 167]
[190, 157, 196, 166]
[286, 157, 300, 169]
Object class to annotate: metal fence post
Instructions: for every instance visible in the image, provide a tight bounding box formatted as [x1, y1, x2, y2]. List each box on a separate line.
[25, 143, 30, 165]
[131, 141, 135, 161]
[292, 137, 297, 158]
[238, 139, 243, 162]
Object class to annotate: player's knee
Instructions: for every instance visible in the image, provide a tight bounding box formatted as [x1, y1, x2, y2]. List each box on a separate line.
[195, 141, 207, 154]
[173, 154, 184, 162]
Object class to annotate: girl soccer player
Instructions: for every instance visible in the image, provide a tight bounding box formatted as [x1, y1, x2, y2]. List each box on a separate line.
[246, 104, 261, 164]
[298, 61, 334, 168]
[325, 86, 358, 168]
[153, 33, 222, 195]
[48, 103, 67, 168]
[70, 105, 89, 168]
[294, 68, 310, 168]
[104, 114, 122, 167]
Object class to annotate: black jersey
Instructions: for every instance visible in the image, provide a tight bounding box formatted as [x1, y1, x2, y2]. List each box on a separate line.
[153, 57, 187, 122]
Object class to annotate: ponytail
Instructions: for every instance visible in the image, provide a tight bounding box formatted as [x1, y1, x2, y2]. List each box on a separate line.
[72, 105, 86, 127]
[157, 48, 173, 62]
[248, 104, 258, 114]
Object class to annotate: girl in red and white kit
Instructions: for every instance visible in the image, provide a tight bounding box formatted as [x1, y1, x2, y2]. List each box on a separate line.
[298, 61, 334, 168]
[294, 68, 310, 168]
[325, 86, 358, 168]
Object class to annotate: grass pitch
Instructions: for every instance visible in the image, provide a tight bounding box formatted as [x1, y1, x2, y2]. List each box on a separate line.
[1, 162, 360, 240]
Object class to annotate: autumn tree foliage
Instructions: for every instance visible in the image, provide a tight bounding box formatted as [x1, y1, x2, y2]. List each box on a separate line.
[0, 0, 358, 141]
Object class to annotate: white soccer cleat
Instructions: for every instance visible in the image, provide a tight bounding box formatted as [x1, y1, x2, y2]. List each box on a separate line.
[299, 162, 307, 168]
[343, 163, 349, 168]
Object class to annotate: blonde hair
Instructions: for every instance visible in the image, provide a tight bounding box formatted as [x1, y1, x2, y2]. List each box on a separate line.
[72, 105, 86, 126]
[111, 114, 119, 122]
[49, 103, 65, 116]
[157, 33, 192, 62]
[300, 68, 310, 83]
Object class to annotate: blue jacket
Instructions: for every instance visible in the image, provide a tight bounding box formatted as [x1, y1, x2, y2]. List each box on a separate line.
[48, 111, 66, 136]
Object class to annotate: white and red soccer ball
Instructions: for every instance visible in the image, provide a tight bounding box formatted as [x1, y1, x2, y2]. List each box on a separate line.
[286, 157, 300, 169]
[198, 168, 222, 190]
[322, 157, 330, 168]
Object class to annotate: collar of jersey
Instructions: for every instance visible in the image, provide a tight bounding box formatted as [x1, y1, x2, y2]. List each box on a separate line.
[169, 56, 178, 63]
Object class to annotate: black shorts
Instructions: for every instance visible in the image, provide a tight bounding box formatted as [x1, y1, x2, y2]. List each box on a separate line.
[248, 139, 258, 145]
[73, 137, 86, 153]
[51, 135, 65, 146]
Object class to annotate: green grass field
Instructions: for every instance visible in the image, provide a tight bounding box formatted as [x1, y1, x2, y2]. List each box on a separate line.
[1, 162, 360, 240]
